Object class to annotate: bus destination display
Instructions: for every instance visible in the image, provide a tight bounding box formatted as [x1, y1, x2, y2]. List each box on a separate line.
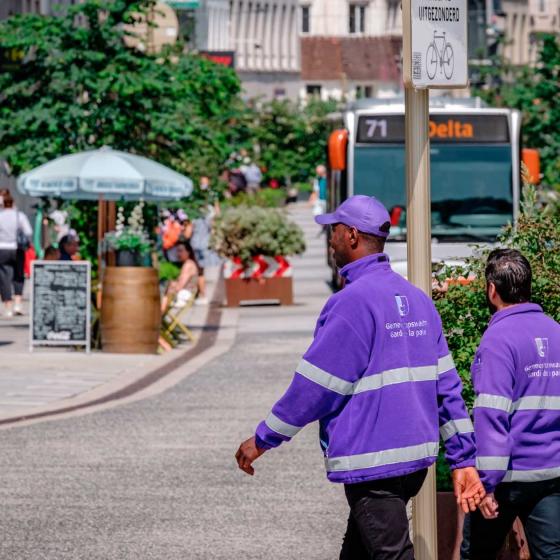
[356, 114, 510, 144]
[31, 261, 91, 351]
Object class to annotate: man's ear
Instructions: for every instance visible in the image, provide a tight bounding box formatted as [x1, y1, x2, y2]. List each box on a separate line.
[487, 282, 497, 300]
[348, 227, 360, 247]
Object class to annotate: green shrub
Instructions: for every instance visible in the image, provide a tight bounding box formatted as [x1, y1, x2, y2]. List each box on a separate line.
[294, 181, 314, 193]
[211, 205, 306, 266]
[159, 261, 181, 282]
[434, 185, 560, 489]
[226, 188, 287, 209]
[256, 188, 287, 208]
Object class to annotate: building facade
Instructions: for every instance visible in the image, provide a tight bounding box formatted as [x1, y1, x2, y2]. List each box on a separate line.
[0, 0, 79, 18]
[299, 0, 401, 36]
[497, 0, 560, 64]
[297, 0, 403, 100]
[2, 0, 558, 99]
[195, 0, 301, 98]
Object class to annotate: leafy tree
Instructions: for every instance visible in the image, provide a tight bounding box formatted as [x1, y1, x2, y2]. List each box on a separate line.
[506, 35, 560, 188]
[0, 0, 244, 177]
[472, 34, 560, 190]
[0, 0, 246, 260]
[246, 98, 339, 185]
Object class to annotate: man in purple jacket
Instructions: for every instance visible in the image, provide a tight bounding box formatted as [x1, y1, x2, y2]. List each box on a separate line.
[236, 195, 484, 559]
[467, 249, 560, 559]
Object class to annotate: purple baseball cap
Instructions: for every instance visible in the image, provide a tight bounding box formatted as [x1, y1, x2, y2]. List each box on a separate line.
[315, 195, 391, 238]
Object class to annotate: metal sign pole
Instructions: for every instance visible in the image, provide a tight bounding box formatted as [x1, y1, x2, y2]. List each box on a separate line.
[405, 86, 438, 560]
[405, 88, 432, 296]
[402, 0, 468, 552]
[402, 0, 438, 556]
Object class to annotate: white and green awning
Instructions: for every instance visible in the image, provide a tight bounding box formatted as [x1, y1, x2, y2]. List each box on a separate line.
[162, 0, 200, 9]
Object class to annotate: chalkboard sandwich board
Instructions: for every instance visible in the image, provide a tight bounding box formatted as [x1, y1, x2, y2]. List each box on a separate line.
[30, 261, 91, 352]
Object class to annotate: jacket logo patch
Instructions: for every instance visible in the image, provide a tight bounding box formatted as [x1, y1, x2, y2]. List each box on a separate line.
[535, 337, 549, 359]
[395, 295, 410, 317]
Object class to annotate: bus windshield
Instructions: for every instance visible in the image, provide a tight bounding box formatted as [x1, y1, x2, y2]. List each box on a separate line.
[353, 144, 513, 242]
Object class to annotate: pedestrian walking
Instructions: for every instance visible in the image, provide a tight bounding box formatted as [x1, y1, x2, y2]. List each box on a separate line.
[309, 164, 328, 217]
[0, 189, 32, 317]
[227, 169, 247, 196]
[190, 177, 220, 306]
[236, 195, 485, 559]
[464, 249, 560, 560]
[240, 158, 262, 193]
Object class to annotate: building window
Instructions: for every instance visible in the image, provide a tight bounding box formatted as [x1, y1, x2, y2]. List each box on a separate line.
[356, 84, 373, 98]
[306, 84, 322, 97]
[301, 5, 310, 33]
[349, 4, 366, 34]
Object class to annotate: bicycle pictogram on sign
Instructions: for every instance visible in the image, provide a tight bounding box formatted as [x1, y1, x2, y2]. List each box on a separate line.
[426, 30, 454, 80]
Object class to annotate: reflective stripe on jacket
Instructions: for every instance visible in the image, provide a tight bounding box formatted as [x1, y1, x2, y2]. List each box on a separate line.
[255, 253, 476, 484]
[472, 303, 560, 492]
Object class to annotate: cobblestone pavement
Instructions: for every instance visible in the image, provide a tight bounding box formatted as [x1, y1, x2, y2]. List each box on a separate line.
[0, 204, 348, 560]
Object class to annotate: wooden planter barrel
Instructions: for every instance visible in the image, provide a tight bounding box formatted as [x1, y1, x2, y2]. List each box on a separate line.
[101, 266, 161, 354]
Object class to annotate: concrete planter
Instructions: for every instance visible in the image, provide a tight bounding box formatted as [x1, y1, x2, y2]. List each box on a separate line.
[223, 255, 294, 306]
[225, 276, 293, 307]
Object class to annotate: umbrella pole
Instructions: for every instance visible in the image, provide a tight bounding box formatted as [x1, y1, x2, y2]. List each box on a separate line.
[107, 201, 116, 267]
[97, 195, 105, 283]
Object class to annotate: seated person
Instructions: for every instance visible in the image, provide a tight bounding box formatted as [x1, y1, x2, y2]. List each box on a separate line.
[161, 240, 198, 312]
[59, 234, 79, 261]
[43, 246, 60, 260]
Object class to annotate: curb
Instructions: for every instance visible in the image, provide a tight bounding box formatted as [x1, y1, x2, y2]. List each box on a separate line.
[0, 273, 227, 428]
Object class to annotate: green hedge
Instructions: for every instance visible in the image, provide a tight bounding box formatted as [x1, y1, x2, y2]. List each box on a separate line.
[434, 185, 560, 489]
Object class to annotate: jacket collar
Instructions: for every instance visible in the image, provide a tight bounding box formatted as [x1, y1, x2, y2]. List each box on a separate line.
[339, 253, 390, 284]
[490, 302, 543, 326]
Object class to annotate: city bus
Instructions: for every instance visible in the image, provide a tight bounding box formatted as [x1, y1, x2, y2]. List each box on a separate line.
[326, 97, 540, 279]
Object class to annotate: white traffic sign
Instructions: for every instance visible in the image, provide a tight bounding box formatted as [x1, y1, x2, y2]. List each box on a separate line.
[403, 0, 468, 89]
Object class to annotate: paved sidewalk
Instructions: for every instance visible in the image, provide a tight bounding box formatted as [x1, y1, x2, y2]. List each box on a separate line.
[0, 202, 348, 560]
[0, 267, 220, 420]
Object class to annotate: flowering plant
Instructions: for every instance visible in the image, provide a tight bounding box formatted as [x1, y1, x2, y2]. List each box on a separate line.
[104, 202, 152, 253]
[211, 205, 305, 267]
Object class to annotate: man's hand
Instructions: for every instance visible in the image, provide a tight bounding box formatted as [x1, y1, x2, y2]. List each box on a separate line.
[479, 493, 499, 519]
[235, 436, 266, 476]
[452, 467, 486, 513]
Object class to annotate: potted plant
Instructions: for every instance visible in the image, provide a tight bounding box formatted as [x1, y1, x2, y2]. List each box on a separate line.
[104, 202, 152, 267]
[211, 205, 305, 306]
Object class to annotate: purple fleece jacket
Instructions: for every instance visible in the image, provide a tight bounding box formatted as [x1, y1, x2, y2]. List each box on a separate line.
[255, 253, 476, 484]
[472, 303, 560, 493]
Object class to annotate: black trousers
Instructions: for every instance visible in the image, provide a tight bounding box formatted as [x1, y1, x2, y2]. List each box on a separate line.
[340, 469, 428, 560]
[0, 249, 24, 302]
[464, 476, 560, 560]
